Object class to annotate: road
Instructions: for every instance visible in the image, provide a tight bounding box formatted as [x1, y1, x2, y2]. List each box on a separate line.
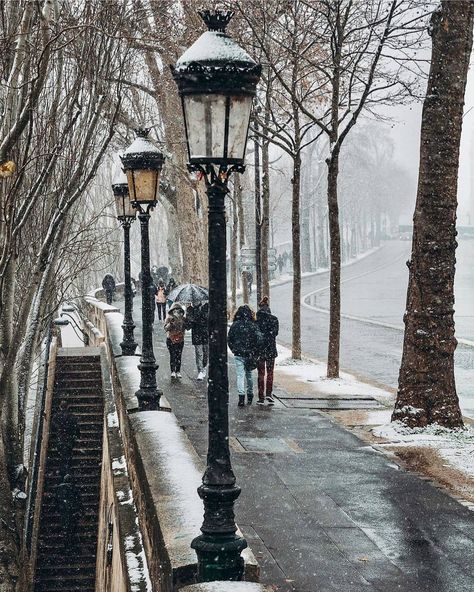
[268, 240, 474, 419]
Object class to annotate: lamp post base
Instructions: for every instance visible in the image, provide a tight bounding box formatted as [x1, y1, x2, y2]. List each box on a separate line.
[120, 322, 138, 356]
[191, 484, 247, 582]
[136, 359, 161, 410]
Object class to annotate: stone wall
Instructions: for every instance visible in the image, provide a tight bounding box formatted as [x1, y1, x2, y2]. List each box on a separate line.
[83, 295, 260, 591]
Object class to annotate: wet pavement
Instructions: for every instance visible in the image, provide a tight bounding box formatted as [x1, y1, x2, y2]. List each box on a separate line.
[125, 309, 474, 592]
[268, 240, 474, 419]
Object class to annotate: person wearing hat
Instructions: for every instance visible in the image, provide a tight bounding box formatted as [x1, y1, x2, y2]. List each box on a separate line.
[256, 296, 279, 405]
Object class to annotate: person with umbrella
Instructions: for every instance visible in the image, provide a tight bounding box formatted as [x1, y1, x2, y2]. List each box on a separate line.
[168, 283, 209, 306]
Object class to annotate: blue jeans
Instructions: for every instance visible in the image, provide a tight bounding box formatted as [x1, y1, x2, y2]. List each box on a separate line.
[234, 356, 253, 397]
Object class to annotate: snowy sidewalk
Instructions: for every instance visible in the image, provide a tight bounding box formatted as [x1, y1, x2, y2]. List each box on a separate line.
[125, 314, 474, 592]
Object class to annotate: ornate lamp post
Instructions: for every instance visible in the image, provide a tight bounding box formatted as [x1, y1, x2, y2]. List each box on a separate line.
[112, 163, 138, 356]
[172, 9, 261, 582]
[121, 130, 164, 410]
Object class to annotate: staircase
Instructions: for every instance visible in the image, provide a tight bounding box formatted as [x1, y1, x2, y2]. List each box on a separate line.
[34, 348, 104, 592]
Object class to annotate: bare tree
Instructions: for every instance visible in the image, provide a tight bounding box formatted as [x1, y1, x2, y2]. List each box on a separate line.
[393, 0, 474, 429]
[243, 0, 431, 374]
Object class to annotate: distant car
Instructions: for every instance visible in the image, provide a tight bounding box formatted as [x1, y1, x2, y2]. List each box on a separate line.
[399, 232, 411, 241]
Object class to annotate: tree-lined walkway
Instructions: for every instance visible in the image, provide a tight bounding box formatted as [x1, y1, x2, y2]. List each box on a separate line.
[127, 310, 474, 592]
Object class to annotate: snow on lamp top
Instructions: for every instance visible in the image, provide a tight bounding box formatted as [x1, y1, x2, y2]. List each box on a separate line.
[172, 10, 261, 95]
[120, 129, 164, 172]
[112, 154, 128, 189]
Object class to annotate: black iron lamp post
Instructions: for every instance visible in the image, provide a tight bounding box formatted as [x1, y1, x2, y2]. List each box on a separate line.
[121, 129, 164, 410]
[113, 164, 138, 356]
[172, 9, 261, 582]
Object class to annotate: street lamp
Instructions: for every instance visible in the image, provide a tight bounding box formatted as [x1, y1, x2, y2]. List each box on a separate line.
[121, 129, 164, 410]
[172, 9, 261, 582]
[112, 162, 138, 356]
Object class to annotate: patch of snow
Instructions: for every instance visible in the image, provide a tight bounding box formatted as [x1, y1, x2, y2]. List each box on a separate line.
[107, 411, 119, 428]
[182, 583, 267, 591]
[373, 422, 474, 477]
[176, 31, 256, 68]
[275, 344, 393, 401]
[132, 412, 203, 529]
[112, 455, 126, 474]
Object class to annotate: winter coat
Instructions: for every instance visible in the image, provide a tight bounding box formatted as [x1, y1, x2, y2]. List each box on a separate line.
[155, 285, 167, 304]
[102, 274, 115, 292]
[228, 307, 262, 359]
[164, 304, 186, 343]
[186, 303, 208, 345]
[167, 278, 177, 294]
[256, 308, 279, 359]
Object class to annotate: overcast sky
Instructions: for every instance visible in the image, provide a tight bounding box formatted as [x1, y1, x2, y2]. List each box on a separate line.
[389, 60, 474, 225]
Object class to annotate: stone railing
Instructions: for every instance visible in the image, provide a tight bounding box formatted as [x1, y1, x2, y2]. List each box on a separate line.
[82, 293, 261, 591]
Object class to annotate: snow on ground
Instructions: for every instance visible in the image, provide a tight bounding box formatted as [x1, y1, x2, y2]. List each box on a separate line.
[274, 344, 474, 486]
[275, 343, 393, 402]
[374, 422, 474, 478]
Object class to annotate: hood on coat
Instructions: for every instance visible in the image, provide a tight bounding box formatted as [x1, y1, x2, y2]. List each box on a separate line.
[233, 304, 254, 322]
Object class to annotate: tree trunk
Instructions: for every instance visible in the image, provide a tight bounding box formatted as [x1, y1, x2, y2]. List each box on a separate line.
[291, 151, 302, 360]
[327, 152, 341, 377]
[0, 431, 19, 592]
[393, 0, 473, 428]
[261, 120, 270, 299]
[301, 164, 312, 272]
[254, 129, 262, 303]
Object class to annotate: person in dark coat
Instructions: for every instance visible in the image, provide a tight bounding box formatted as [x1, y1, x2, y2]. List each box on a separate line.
[51, 400, 80, 477]
[164, 303, 186, 378]
[186, 302, 209, 380]
[166, 276, 177, 295]
[228, 305, 261, 406]
[55, 474, 82, 548]
[277, 254, 284, 275]
[247, 271, 253, 296]
[256, 296, 279, 406]
[102, 274, 116, 305]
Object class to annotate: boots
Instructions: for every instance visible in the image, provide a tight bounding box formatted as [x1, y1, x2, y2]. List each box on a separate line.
[238, 395, 245, 407]
[247, 394, 253, 405]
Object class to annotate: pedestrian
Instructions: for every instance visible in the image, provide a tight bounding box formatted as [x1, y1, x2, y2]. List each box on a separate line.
[247, 271, 253, 296]
[228, 305, 262, 407]
[167, 276, 177, 295]
[164, 303, 186, 379]
[51, 400, 80, 477]
[186, 302, 209, 380]
[277, 254, 284, 275]
[155, 278, 168, 321]
[256, 296, 279, 406]
[102, 274, 116, 305]
[55, 474, 82, 548]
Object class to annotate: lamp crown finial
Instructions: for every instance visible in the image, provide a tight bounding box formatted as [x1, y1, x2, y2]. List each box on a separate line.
[135, 127, 151, 138]
[198, 9, 234, 33]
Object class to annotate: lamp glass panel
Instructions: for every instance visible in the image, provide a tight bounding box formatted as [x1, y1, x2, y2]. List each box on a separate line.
[127, 169, 159, 203]
[125, 195, 136, 217]
[227, 96, 253, 160]
[183, 94, 226, 160]
[115, 192, 135, 218]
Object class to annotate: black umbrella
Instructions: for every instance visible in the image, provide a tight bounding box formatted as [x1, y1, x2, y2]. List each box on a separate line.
[168, 283, 209, 306]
